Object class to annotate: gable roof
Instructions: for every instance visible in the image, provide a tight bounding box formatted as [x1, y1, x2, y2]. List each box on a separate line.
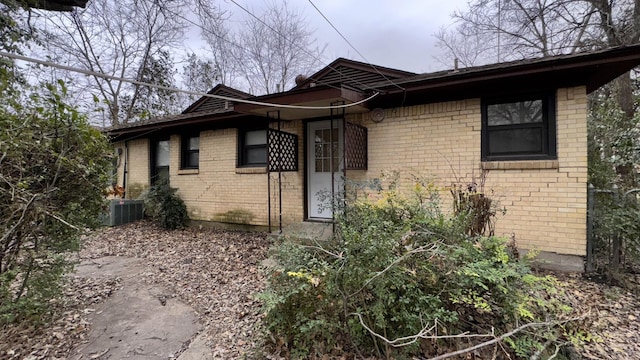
[182, 84, 253, 114]
[292, 58, 416, 91]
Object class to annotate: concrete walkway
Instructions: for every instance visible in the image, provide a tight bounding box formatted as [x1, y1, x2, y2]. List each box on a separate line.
[71, 256, 209, 359]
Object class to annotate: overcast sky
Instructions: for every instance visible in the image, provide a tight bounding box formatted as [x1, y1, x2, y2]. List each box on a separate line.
[206, 0, 470, 74]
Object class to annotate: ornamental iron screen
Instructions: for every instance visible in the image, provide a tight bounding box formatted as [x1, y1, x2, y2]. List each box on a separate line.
[345, 122, 367, 170]
[267, 129, 298, 172]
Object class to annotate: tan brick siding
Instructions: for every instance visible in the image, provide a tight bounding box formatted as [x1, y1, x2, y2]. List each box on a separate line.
[169, 124, 305, 227]
[113, 138, 149, 199]
[346, 86, 588, 256]
[114, 86, 588, 257]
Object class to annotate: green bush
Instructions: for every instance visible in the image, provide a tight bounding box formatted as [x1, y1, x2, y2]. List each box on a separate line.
[259, 178, 572, 359]
[0, 79, 112, 325]
[142, 180, 188, 230]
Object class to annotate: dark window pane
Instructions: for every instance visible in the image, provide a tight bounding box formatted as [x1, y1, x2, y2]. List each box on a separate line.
[245, 130, 266, 146]
[188, 152, 199, 167]
[487, 100, 543, 126]
[488, 128, 543, 155]
[246, 146, 267, 164]
[154, 166, 169, 184]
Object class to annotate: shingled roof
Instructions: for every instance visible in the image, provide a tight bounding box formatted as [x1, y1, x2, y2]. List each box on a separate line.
[17, 0, 88, 11]
[106, 44, 640, 137]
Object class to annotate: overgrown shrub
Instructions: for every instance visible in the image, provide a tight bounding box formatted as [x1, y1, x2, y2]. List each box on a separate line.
[590, 189, 640, 280]
[142, 180, 188, 230]
[587, 87, 640, 280]
[259, 177, 572, 359]
[0, 79, 112, 324]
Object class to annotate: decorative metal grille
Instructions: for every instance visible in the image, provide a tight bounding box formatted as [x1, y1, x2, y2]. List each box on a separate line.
[345, 122, 367, 170]
[267, 129, 298, 172]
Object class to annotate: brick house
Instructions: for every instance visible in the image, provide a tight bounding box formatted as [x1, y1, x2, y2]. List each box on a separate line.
[107, 45, 640, 270]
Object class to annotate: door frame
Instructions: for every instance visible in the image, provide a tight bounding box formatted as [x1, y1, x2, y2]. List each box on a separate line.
[304, 118, 345, 221]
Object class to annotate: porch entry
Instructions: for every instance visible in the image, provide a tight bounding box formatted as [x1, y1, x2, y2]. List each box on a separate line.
[307, 119, 344, 219]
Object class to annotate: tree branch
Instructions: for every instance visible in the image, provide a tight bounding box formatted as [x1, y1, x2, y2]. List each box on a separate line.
[352, 312, 583, 360]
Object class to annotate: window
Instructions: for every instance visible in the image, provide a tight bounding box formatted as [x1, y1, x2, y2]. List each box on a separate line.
[181, 134, 200, 169]
[238, 129, 267, 166]
[152, 139, 170, 184]
[481, 93, 556, 161]
[314, 128, 340, 172]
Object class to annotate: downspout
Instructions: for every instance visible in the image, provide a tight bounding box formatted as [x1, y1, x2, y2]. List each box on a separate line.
[122, 140, 129, 199]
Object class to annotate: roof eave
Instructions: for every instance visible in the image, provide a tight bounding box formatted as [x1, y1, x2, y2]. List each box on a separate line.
[367, 45, 640, 107]
[105, 112, 247, 140]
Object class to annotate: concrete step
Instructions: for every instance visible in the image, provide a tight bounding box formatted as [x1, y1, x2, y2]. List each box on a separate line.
[270, 221, 334, 241]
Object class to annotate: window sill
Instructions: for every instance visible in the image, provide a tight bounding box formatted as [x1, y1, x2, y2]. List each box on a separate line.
[481, 160, 559, 170]
[236, 167, 267, 174]
[178, 168, 199, 175]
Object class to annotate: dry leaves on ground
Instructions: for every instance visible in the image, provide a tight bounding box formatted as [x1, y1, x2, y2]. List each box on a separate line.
[79, 220, 271, 359]
[0, 276, 121, 360]
[557, 272, 640, 359]
[2, 220, 640, 360]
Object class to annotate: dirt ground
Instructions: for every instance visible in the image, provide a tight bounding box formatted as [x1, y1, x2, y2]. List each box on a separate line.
[1, 220, 639, 359]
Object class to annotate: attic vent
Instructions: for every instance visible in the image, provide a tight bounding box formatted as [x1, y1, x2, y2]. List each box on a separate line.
[103, 199, 144, 226]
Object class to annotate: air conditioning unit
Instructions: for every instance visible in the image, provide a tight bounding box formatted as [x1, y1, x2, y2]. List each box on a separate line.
[103, 199, 144, 227]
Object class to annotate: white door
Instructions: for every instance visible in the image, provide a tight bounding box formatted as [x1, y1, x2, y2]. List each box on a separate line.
[307, 120, 344, 219]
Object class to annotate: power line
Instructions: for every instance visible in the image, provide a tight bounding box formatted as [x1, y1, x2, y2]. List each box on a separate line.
[0, 51, 379, 110]
[306, 0, 406, 92]
[159, 2, 364, 93]
[226, 0, 381, 91]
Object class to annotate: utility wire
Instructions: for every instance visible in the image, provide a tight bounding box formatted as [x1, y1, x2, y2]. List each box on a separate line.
[159, 3, 367, 93]
[306, 0, 406, 91]
[226, 0, 381, 91]
[0, 51, 379, 110]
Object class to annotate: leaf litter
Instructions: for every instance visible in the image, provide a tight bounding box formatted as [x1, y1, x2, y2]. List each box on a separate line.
[2, 220, 639, 359]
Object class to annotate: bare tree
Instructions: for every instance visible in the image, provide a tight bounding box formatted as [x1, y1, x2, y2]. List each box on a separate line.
[436, 0, 640, 186]
[44, 0, 187, 126]
[180, 53, 221, 104]
[192, 2, 242, 89]
[436, 0, 640, 110]
[236, 1, 325, 95]
[435, 0, 600, 68]
[434, 26, 497, 68]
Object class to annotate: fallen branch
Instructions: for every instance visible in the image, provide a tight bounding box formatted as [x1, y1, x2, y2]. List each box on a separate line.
[427, 318, 582, 360]
[352, 312, 584, 360]
[47, 212, 80, 230]
[351, 314, 496, 348]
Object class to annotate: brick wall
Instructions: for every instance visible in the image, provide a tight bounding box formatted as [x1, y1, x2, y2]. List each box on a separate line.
[345, 86, 588, 257]
[113, 138, 149, 199]
[113, 86, 588, 257]
[168, 125, 305, 227]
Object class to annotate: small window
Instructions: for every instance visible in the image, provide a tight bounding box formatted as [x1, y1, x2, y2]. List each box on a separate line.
[181, 134, 200, 169]
[238, 129, 267, 167]
[481, 93, 556, 161]
[152, 139, 170, 184]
